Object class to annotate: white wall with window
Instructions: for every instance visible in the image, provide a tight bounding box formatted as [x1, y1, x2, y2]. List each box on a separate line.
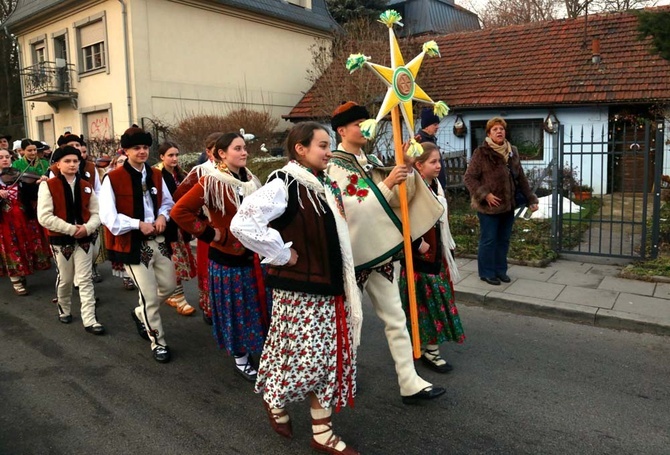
[75, 13, 107, 74]
[29, 35, 47, 65]
[36, 115, 56, 147]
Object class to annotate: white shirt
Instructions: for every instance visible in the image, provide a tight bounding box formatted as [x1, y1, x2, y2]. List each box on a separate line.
[99, 163, 174, 236]
[230, 178, 292, 266]
[37, 178, 101, 236]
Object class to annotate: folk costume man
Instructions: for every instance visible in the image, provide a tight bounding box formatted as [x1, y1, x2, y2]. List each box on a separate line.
[99, 126, 176, 363]
[51, 133, 104, 282]
[327, 101, 447, 404]
[37, 146, 104, 334]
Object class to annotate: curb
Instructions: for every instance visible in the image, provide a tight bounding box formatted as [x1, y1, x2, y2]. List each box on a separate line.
[455, 286, 670, 337]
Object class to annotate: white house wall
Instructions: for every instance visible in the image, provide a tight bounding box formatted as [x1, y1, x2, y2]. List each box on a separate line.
[128, 0, 329, 128]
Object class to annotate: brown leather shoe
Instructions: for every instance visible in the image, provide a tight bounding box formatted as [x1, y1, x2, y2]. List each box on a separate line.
[263, 400, 292, 439]
[310, 416, 359, 455]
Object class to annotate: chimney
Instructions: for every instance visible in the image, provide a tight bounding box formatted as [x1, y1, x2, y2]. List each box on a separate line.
[592, 38, 601, 64]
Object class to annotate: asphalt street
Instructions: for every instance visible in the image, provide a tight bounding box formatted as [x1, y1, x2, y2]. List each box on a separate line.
[1, 264, 669, 455]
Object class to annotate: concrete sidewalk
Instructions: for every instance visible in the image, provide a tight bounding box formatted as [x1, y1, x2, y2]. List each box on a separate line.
[454, 258, 670, 336]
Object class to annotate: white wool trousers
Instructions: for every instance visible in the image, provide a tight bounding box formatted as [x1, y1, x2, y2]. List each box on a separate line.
[364, 267, 432, 396]
[125, 239, 176, 350]
[52, 243, 98, 327]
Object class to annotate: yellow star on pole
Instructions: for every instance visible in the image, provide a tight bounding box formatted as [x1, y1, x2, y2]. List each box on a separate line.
[344, 10, 449, 141]
[367, 29, 435, 134]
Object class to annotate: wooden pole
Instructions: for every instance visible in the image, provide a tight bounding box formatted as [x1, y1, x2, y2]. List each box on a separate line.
[390, 106, 421, 359]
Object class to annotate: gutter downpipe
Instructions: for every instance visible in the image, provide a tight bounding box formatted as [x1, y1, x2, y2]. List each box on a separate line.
[4, 26, 28, 137]
[118, 0, 133, 126]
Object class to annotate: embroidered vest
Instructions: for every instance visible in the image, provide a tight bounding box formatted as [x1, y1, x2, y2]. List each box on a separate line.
[104, 164, 163, 264]
[265, 176, 344, 296]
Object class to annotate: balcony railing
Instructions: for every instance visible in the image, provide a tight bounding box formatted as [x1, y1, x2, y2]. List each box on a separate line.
[20, 61, 77, 103]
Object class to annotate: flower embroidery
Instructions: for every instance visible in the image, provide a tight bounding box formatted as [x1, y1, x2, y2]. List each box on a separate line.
[139, 242, 153, 267]
[344, 174, 369, 203]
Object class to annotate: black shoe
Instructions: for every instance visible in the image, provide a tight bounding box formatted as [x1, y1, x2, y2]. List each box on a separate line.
[131, 311, 150, 341]
[480, 277, 501, 285]
[234, 355, 257, 382]
[153, 346, 171, 363]
[84, 323, 105, 335]
[401, 386, 446, 405]
[497, 274, 511, 283]
[59, 314, 72, 324]
[203, 312, 213, 326]
[420, 349, 454, 374]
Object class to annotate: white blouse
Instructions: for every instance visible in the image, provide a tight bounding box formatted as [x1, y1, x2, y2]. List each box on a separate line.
[230, 178, 292, 266]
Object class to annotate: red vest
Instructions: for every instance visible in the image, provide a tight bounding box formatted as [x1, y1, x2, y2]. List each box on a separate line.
[104, 165, 164, 264]
[44, 177, 93, 242]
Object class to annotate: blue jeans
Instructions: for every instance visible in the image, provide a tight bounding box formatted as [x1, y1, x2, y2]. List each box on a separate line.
[477, 211, 515, 279]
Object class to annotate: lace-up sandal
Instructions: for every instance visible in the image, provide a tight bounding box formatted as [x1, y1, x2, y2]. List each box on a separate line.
[123, 277, 136, 291]
[310, 410, 359, 455]
[263, 401, 292, 439]
[11, 278, 28, 296]
[421, 347, 453, 374]
[165, 287, 196, 316]
[233, 354, 257, 382]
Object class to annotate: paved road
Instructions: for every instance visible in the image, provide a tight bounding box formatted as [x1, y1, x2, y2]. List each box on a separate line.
[1, 265, 669, 455]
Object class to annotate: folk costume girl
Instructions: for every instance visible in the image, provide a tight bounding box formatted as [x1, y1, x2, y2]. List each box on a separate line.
[0, 149, 51, 295]
[171, 132, 268, 381]
[153, 142, 197, 316]
[12, 139, 50, 176]
[173, 132, 222, 325]
[231, 122, 362, 455]
[37, 146, 104, 334]
[399, 142, 465, 373]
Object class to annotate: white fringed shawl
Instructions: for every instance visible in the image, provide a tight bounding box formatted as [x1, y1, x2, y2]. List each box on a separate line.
[434, 180, 461, 282]
[271, 161, 363, 348]
[201, 168, 262, 214]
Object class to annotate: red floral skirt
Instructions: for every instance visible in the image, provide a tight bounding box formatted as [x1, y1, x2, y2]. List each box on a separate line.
[0, 204, 52, 277]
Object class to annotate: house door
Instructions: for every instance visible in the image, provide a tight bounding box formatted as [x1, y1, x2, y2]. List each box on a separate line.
[553, 122, 664, 259]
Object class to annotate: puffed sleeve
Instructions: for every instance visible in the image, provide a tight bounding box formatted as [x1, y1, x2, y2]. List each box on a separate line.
[230, 178, 292, 266]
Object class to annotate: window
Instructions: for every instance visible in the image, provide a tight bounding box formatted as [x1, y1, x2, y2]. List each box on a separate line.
[31, 40, 46, 64]
[37, 116, 55, 147]
[287, 0, 311, 8]
[83, 106, 113, 140]
[77, 18, 106, 73]
[470, 118, 545, 161]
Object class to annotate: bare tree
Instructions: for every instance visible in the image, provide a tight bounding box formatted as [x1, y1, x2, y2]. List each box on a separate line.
[477, 0, 560, 27]
[0, 0, 21, 135]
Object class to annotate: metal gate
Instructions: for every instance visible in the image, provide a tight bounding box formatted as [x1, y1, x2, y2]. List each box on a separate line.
[553, 121, 665, 259]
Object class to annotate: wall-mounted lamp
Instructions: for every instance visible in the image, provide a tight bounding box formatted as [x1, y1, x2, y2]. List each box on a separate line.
[543, 111, 560, 134]
[453, 114, 467, 138]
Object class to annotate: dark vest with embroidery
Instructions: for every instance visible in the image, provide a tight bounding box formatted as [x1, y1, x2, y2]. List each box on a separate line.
[265, 173, 344, 296]
[103, 162, 164, 264]
[45, 176, 93, 245]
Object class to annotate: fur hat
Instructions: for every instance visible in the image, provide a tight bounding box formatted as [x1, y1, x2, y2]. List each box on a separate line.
[120, 125, 152, 149]
[51, 145, 82, 163]
[0, 134, 11, 143]
[331, 101, 370, 130]
[420, 107, 440, 129]
[57, 132, 84, 147]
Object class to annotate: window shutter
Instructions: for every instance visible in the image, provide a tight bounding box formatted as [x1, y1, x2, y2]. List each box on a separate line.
[80, 21, 105, 47]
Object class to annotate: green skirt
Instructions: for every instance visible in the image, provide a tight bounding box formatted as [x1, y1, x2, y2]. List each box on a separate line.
[399, 259, 465, 346]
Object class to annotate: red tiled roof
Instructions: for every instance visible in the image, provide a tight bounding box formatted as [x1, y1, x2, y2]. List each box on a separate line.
[286, 7, 670, 119]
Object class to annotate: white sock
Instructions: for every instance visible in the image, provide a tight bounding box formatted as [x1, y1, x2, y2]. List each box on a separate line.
[424, 344, 447, 366]
[269, 405, 289, 424]
[311, 407, 346, 451]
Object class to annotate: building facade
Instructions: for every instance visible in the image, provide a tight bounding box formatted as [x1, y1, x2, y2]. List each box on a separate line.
[5, 0, 338, 144]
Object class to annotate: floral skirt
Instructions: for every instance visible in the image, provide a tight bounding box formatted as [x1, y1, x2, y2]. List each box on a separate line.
[208, 261, 270, 355]
[0, 205, 51, 277]
[170, 231, 196, 282]
[197, 240, 211, 315]
[399, 259, 465, 346]
[255, 289, 356, 410]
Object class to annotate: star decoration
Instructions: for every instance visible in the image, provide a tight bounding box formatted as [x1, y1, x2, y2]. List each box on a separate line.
[345, 10, 449, 141]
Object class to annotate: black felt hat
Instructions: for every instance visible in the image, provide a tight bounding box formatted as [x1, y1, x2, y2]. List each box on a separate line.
[57, 132, 84, 147]
[120, 125, 152, 148]
[51, 145, 82, 163]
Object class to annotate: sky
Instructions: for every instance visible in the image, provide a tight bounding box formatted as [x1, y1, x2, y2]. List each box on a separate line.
[456, 0, 670, 16]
